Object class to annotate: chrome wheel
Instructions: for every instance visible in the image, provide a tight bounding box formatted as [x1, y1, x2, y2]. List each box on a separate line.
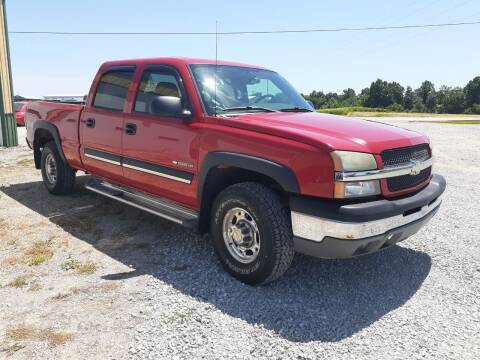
[45, 152, 57, 185]
[222, 207, 261, 264]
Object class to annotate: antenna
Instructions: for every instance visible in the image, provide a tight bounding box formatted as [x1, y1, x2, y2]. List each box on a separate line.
[214, 20, 218, 117]
[215, 21, 218, 64]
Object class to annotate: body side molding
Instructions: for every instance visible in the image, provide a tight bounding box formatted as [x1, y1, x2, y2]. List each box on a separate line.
[84, 147, 122, 165]
[83, 147, 194, 184]
[123, 157, 193, 184]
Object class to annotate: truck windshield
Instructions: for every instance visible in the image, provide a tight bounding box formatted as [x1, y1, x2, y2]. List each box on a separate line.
[190, 64, 314, 115]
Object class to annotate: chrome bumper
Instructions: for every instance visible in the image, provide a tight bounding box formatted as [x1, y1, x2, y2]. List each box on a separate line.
[291, 195, 442, 243]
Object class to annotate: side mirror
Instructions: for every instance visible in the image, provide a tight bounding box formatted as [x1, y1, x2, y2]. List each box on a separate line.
[150, 96, 191, 118]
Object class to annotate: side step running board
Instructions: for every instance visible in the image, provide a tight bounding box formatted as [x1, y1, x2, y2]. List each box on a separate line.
[85, 178, 198, 228]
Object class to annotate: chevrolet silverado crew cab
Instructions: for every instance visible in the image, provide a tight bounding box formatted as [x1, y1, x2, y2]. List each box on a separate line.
[25, 58, 446, 285]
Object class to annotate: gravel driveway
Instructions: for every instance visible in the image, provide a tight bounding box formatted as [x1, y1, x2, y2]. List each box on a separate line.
[1, 121, 479, 359]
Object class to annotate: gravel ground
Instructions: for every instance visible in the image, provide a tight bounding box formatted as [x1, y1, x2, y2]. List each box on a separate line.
[1, 122, 479, 359]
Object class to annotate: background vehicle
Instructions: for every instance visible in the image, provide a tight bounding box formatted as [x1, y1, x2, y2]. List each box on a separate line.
[24, 57, 446, 285]
[14, 101, 28, 126]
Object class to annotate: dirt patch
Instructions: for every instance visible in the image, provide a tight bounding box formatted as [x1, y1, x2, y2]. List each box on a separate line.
[23, 240, 54, 266]
[0, 128, 142, 359]
[77, 262, 97, 274]
[8, 275, 29, 288]
[6, 324, 73, 346]
[0, 343, 25, 356]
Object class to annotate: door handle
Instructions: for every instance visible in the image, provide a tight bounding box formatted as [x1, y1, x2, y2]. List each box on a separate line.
[125, 123, 137, 135]
[86, 118, 95, 128]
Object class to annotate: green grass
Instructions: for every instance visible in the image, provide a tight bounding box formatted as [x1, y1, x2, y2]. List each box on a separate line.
[6, 324, 73, 346]
[412, 120, 480, 124]
[61, 257, 80, 271]
[77, 262, 97, 274]
[353, 112, 480, 118]
[60, 257, 97, 274]
[316, 107, 388, 116]
[8, 276, 28, 288]
[23, 241, 54, 266]
[316, 107, 480, 118]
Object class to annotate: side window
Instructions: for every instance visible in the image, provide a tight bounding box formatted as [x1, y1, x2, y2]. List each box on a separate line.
[134, 69, 183, 114]
[93, 69, 134, 111]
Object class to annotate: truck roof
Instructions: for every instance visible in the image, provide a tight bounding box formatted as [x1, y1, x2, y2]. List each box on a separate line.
[101, 57, 269, 70]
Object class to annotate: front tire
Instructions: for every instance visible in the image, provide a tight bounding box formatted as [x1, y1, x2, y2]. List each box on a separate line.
[40, 141, 76, 195]
[210, 182, 295, 285]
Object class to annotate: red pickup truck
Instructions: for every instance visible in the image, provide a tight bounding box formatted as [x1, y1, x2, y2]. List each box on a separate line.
[25, 57, 445, 285]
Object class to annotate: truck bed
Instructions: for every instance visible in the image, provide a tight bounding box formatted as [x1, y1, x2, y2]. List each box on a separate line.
[25, 101, 84, 170]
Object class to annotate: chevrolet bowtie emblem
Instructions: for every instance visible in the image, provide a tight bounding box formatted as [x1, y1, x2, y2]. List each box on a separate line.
[410, 161, 422, 176]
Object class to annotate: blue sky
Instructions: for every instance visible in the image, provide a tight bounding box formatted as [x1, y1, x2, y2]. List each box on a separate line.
[6, 0, 480, 97]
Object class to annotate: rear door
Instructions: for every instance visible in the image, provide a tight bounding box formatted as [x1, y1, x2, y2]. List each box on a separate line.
[122, 65, 198, 208]
[80, 66, 135, 184]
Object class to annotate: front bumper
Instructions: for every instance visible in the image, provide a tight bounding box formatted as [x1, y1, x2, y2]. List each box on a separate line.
[290, 174, 446, 258]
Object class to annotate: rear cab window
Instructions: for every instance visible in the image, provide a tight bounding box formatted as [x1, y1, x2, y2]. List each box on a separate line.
[93, 68, 135, 111]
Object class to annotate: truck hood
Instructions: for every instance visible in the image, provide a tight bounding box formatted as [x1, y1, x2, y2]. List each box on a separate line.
[221, 112, 428, 153]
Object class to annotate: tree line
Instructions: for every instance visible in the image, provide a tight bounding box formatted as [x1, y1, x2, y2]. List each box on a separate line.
[303, 76, 480, 114]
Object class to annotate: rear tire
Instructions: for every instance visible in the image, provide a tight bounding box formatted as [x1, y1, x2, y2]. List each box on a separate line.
[210, 182, 294, 285]
[40, 141, 76, 195]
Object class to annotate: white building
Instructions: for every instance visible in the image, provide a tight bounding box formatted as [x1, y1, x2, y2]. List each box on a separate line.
[43, 94, 86, 102]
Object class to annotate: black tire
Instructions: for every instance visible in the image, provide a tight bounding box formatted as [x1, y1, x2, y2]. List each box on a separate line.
[210, 182, 295, 285]
[40, 141, 76, 195]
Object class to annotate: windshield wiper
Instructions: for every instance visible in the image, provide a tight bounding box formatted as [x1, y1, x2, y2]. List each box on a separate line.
[279, 107, 313, 112]
[219, 106, 278, 113]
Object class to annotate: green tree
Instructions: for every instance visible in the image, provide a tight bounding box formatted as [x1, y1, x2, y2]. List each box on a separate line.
[303, 90, 327, 109]
[404, 86, 415, 110]
[413, 99, 427, 112]
[464, 76, 480, 107]
[386, 81, 404, 106]
[437, 86, 465, 113]
[359, 87, 370, 106]
[325, 92, 340, 108]
[365, 79, 389, 107]
[436, 85, 448, 109]
[304, 75, 477, 114]
[416, 81, 437, 112]
[365, 79, 403, 108]
[340, 88, 357, 106]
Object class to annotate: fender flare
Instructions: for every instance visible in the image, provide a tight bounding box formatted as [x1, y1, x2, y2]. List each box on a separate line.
[32, 120, 67, 164]
[198, 151, 300, 203]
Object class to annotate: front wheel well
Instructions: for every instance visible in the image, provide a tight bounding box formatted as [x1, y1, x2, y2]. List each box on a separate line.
[198, 166, 289, 233]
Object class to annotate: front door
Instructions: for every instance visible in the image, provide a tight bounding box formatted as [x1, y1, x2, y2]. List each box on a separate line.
[122, 65, 198, 208]
[80, 66, 135, 184]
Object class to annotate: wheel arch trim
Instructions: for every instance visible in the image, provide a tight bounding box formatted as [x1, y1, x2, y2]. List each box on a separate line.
[32, 120, 67, 168]
[198, 151, 300, 205]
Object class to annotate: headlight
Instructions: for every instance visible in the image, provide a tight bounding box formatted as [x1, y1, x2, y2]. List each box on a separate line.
[334, 180, 381, 198]
[330, 151, 377, 171]
[331, 151, 380, 198]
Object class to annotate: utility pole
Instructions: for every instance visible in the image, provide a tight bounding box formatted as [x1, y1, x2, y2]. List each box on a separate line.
[0, 0, 17, 147]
